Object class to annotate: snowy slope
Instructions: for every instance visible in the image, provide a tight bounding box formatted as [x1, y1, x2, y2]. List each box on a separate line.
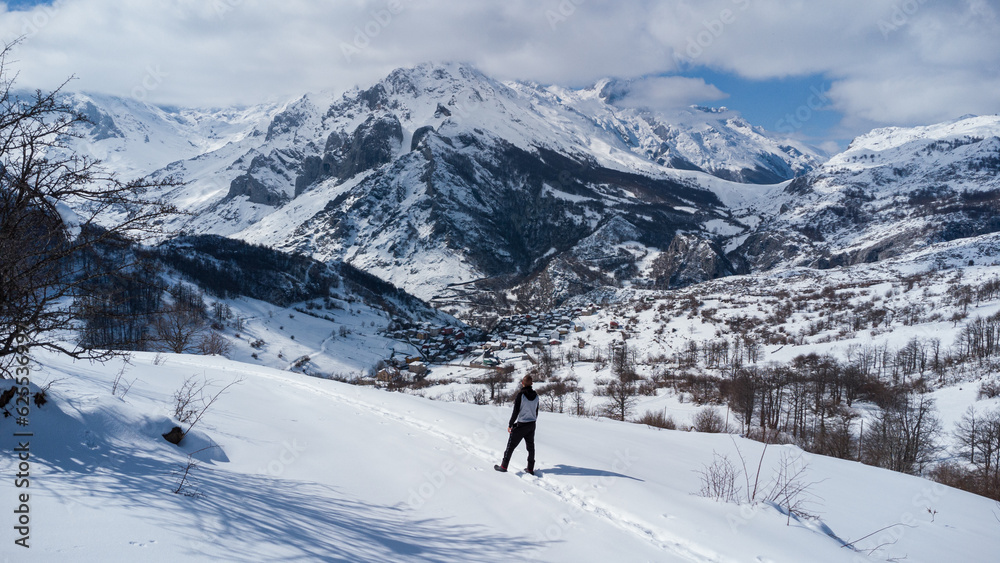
[5, 348, 999, 562]
[50, 91, 287, 233]
[61, 92, 280, 181]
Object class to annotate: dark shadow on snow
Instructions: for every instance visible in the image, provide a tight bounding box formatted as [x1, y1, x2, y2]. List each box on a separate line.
[20, 400, 542, 562]
[541, 464, 644, 482]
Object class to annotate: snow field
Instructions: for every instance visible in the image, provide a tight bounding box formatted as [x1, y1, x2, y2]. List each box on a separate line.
[4, 346, 1000, 561]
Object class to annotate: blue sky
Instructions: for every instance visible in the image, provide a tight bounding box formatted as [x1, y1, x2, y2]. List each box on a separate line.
[683, 70, 842, 142]
[4, 0, 47, 8]
[0, 0, 996, 151]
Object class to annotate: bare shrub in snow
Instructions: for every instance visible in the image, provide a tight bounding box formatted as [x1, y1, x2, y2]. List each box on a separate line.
[460, 386, 489, 406]
[172, 375, 245, 438]
[197, 331, 232, 357]
[635, 409, 676, 429]
[700, 437, 818, 523]
[979, 380, 1000, 400]
[697, 452, 740, 503]
[693, 407, 728, 433]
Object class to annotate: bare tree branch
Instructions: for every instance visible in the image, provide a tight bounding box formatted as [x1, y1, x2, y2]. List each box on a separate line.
[0, 40, 182, 375]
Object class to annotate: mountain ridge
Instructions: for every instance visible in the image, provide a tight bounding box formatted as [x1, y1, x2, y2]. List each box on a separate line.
[47, 65, 1000, 314]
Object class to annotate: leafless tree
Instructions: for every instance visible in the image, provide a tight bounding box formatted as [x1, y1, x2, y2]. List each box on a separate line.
[196, 331, 232, 357]
[601, 374, 639, 422]
[954, 406, 1000, 481]
[954, 405, 981, 467]
[478, 364, 513, 404]
[862, 392, 941, 474]
[0, 42, 179, 375]
[153, 301, 207, 354]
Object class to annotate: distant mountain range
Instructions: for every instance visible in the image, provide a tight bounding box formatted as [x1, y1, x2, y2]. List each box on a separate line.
[736, 116, 1000, 271]
[54, 64, 1000, 313]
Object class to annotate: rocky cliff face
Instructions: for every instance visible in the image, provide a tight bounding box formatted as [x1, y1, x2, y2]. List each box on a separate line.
[273, 122, 732, 303]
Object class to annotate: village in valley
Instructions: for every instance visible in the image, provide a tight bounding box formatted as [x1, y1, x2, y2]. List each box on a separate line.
[375, 304, 609, 386]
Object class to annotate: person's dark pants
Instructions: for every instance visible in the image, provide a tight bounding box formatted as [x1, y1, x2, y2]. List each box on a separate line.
[501, 421, 535, 471]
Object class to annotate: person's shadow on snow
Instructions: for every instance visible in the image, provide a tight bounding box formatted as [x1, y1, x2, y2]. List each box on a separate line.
[541, 464, 644, 481]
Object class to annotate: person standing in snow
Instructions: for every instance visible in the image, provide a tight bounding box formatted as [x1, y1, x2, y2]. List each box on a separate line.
[495, 375, 539, 474]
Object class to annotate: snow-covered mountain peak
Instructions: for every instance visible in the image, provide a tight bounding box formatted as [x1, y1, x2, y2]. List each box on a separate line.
[381, 61, 501, 96]
[839, 114, 1000, 159]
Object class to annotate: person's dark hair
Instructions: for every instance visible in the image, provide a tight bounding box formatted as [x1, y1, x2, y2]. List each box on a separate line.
[522, 375, 532, 387]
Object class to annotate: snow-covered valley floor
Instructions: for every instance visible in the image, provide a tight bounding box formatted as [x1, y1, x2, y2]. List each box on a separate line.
[3, 350, 999, 562]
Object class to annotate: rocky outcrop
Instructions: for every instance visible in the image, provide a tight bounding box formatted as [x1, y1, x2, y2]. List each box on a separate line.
[434, 103, 451, 118]
[650, 233, 734, 288]
[78, 101, 124, 141]
[227, 172, 287, 206]
[336, 115, 403, 179]
[294, 115, 403, 195]
[411, 125, 434, 151]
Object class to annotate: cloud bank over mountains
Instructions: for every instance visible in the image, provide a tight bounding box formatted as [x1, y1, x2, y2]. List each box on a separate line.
[0, 0, 996, 139]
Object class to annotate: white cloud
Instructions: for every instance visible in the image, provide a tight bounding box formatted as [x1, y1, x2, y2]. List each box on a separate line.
[0, 0, 996, 133]
[0, 0, 678, 106]
[830, 71, 1000, 129]
[649, 0, 1000, 129]
[606, 76, 728, 113]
